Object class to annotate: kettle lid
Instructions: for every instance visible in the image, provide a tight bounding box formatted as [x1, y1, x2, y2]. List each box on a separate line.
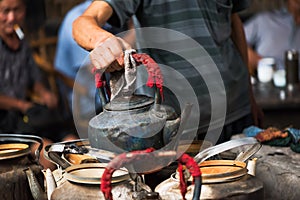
[104, 95, 154, 111]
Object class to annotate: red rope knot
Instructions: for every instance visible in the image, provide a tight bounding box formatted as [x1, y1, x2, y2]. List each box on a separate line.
[100, 148, 155, 200]
[92, 67, 106, 88]
[178, 153, 202, 200]
[132, 53, 164, 100]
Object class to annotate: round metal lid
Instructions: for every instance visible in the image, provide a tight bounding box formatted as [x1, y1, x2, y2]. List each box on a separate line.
[64, 163, 130, 185]
[104, 95, 154, 111]
[0, 143, 31, 160]
[199, 160, 247, 184]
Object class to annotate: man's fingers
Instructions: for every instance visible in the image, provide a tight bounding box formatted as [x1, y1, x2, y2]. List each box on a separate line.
[90, 45, 113, 69]
[90, 36, 132, 71]
[104, 37, 124, 57]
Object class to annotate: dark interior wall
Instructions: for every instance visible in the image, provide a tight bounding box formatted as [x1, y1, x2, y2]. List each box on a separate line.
[25, 0, 46, 32]
[24, 0, 84, 37]
[240, 0, 286, 22]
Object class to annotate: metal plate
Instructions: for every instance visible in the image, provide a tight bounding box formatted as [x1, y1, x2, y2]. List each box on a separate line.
[0, 143, 30, 160]
[199, 160, 247, 184]
[64, 163, 130, 185]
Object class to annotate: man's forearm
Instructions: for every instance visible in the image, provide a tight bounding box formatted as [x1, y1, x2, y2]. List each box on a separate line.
[72, 1, 114, 51]
[0, 95, 30, 113]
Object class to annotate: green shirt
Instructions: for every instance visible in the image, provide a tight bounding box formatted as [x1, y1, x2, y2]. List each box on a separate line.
[97, 0, 251, 134]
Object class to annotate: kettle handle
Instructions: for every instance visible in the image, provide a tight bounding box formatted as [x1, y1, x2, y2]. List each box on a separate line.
[101, 148, 201, 200]
[194, 137, 261, 163]
[94, 72, 110, 109]
[24, 167, 47, 200]
[94, 50, 164, 107]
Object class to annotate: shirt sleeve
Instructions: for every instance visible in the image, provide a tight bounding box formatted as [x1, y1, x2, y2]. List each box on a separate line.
[100, 0, 140, 28]
[243, 15, 260, 47]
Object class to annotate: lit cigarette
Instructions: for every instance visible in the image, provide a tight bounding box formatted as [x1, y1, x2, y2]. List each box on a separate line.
[14, 24, 24, 40]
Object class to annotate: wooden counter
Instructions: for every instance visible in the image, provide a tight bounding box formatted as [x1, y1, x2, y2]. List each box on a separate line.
[252, 82, 300, 129]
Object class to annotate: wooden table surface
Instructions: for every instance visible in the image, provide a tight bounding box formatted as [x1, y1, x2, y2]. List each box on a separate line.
[252, 82, 300, 129]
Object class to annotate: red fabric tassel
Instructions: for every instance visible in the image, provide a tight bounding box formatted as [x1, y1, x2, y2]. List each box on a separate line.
[132, 53, 164, 100]
[92, 67, 105, 88]
[178, 153, 202, 199]
[178, 163, 187, 200]
[100, 148, 155, 200]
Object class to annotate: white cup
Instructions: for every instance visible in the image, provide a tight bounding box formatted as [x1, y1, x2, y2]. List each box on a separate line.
[257, 58, 275, 83]
[273, 69, 286, 87]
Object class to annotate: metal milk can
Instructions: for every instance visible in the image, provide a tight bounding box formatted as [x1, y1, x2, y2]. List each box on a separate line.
[44, 141, 201, 200]
[49, 163, 153, 200]
[0, 134, 45, 200]
[99, 148, 202, 200]
[155, 137, 264, 200]
[43, 140, 154, 200]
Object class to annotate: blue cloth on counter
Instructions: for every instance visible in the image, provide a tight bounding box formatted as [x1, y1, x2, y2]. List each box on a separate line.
[286, 128, 300, 143]
[243, 126, 263, 137]
[243, 126, 300, 153]
[243, 126, 300, 144]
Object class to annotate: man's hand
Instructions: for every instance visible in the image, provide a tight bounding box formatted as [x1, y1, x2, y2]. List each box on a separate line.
[90, 37, 131, 72]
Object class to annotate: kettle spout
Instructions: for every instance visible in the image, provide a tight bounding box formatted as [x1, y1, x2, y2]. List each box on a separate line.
[163, 118, 181, 144]
[163, 103, 193, 145]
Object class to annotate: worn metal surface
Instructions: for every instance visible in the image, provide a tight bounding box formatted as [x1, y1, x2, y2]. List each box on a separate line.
[155, 171, 263, 200]
[0, 155, 44, 200]
[50, 173, 152, 200]
[200, 174, 264, 200]
[0, 134, 44, 200]
[231, 134, 300, 200]
[254, 145, 300, 200]
[88, 94, 180, 153]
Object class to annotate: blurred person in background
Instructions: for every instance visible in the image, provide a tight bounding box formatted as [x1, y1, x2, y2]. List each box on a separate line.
[244, 0, 300, 75]
[0, 0, 78, 169]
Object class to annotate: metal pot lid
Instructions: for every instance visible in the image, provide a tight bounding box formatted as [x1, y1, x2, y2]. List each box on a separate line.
[0, 143, 31, 160]
[64, 163, 130, 185]
[104, 95, 154, 111]
[199, 160, 247, 184]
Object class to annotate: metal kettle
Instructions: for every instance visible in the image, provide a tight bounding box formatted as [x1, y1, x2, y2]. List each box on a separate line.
[0, 134, 46, 200]
[100, 148, 201, 200]
[155, 137, 264, 200]
[88, 50, 181, 153]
